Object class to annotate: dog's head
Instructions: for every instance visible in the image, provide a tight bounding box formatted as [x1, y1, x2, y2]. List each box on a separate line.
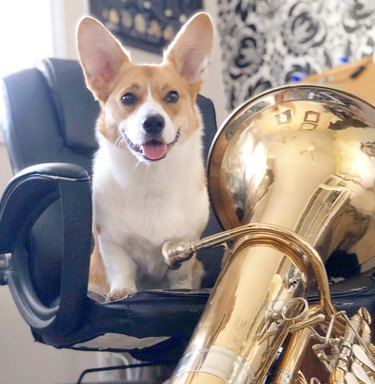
[77, 13, 213, 162]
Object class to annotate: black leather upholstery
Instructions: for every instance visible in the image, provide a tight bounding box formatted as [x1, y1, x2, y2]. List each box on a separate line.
[37, 59, 99, 154]
[1, 59, 97, 174]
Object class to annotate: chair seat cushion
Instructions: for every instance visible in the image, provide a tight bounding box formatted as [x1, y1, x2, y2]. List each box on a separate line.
[31, 271, 375, 364]
[34, 289, 211, 363]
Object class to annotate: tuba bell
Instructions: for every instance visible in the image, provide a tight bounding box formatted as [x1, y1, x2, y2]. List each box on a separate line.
[163, 84, 375, 383]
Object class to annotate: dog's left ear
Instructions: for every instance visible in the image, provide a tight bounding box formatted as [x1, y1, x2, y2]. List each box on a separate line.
[164, 12, 214, 86]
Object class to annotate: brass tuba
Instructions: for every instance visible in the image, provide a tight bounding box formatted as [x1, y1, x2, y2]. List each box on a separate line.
[163, 85, 375, 383]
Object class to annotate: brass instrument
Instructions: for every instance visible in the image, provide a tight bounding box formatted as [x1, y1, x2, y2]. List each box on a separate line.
[163, 85, 375, 383]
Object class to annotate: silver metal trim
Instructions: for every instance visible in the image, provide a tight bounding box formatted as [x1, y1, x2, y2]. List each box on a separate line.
[0, 252, 12, 284]
[0, 252, 11, 269]
[173, 345, 254, 383]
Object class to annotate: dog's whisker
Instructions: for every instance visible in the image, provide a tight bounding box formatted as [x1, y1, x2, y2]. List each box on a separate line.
[114, 135, 123, 148]
[133, 160, 143, 172]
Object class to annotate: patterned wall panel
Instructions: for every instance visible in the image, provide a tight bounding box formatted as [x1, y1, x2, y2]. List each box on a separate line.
[217, 0, 375, 110]
[89, 0, 203, 53]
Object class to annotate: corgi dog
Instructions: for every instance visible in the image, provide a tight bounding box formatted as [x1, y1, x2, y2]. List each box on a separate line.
[77, 13, 214, 301]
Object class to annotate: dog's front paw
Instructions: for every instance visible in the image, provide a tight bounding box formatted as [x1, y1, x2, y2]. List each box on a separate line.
[106, 287, 136, 302]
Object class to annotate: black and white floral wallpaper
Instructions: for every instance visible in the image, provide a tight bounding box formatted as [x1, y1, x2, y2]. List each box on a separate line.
[217, 0, 375, 110]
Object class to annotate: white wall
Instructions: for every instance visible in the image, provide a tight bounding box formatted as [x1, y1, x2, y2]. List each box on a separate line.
[0, 3, 101, 384]
[0, 145, 12, 192]
[0, 1, 227, 383]
[0, 282, 100, 384]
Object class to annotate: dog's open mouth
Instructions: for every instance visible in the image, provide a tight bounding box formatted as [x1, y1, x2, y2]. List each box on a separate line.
[123, 128, 181, 161]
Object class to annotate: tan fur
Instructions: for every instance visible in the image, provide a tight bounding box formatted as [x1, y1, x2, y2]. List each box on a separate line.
[96, 64, 201, 143]
[89, 226, 108, 294]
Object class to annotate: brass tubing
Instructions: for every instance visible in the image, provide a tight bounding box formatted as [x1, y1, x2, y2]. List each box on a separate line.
[167, 224, 335, 383]
[163, 223, 336, 315]
[273, 326, 315, 384]
[170, 243, 297, 383]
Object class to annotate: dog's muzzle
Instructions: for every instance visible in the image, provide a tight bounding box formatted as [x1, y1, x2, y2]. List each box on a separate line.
[123, 128, 181, 161]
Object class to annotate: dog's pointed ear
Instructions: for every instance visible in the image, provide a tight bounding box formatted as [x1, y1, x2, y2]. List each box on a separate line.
[77, 17, 130, 101]
[164, 13, 214, 86]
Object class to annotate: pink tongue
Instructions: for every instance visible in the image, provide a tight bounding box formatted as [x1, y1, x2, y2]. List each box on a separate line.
[142, 143, 168, 160]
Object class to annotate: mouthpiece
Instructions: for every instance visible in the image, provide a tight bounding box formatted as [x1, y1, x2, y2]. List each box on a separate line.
[162, 241, 196, 269]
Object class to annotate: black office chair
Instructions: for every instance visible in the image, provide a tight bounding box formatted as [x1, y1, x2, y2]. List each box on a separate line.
[0, 58, 223, 370]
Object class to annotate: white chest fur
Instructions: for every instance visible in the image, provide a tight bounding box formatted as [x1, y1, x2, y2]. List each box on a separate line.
[93, 130, 209, 288]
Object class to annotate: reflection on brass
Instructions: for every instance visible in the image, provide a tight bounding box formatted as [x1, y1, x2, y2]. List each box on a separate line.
[276, 109, 292, 124]
[304, 110, 320, 123]
[164, 85, 375, 383]
[208, 84, 375, 271]
[361, 141, 375, 158]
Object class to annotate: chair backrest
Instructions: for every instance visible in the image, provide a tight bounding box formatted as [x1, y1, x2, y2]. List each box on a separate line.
[1, 58, 99, 175]
[0, 58, 222, 303]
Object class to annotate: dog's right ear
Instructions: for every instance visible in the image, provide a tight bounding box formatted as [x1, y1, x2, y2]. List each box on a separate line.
[77, 17, 130, 101]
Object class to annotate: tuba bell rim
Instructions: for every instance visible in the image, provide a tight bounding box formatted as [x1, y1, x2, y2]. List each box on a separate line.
[207, 83, 375, 230]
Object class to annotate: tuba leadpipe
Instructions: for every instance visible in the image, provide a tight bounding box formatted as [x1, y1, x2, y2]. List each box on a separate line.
[164, 85, 375, 383]
[163, 223, 335, 315]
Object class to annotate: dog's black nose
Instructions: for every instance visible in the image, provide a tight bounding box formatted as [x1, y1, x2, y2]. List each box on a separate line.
[143, 114, 165, 134]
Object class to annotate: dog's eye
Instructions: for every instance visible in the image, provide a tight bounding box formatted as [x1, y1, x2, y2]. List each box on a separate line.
[165, 90, 179, 103]
[121, 92, 137, 105]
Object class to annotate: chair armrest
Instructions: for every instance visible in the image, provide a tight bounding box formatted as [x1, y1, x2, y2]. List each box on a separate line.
[0, 163, 92, 341]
